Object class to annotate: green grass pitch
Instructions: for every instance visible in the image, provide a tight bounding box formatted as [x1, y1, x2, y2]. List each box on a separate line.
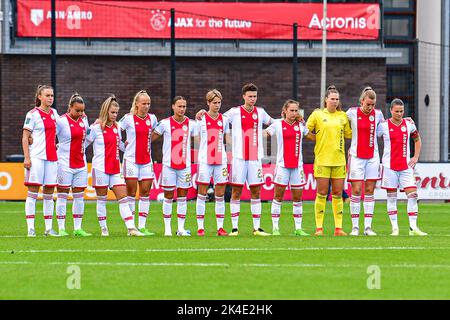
[0, 200, 449, 299]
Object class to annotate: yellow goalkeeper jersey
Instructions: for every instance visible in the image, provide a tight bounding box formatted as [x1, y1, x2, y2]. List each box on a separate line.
[306, 108, 352, 167]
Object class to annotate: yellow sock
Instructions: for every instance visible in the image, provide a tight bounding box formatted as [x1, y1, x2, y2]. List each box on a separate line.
[315, 194, 327, 229]
[332, 195, 344, 229]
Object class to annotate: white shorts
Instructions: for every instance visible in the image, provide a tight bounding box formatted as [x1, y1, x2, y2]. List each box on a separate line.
[161, 165, 192, 191]
[273, 166, 306, 189]
[347, 154, 381, 182]
[57, 164, 88, 189]
[381, 166, 417, 191]
[230, 158, 264, 187]
[24, 158, 57, 187]
[123, 159, 154, 181]
[92, 168, 126, 189]
[196, 163, 228, 186]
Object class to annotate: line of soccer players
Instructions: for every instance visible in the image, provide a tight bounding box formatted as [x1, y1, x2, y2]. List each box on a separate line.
[22, 83, 426, 237]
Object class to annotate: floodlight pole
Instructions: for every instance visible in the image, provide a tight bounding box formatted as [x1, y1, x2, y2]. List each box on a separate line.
[320, 0, 327, 107]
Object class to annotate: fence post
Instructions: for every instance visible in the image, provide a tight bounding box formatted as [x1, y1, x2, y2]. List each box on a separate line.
[293, 23, 298, 101]
[170, 8, 176, 105]
[51, 0, 57, 107]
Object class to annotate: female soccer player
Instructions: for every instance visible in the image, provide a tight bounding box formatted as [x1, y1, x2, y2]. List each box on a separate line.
[86, 95, 144, 236]
[196, 89, 230, 236]
[22, 85, 59, 237]
[265, 100, 315, 236]
[55, 93, 91, 237]
[152, 96, 198, 236]
[119, 90, 157, 236]
[377, 99, 426, 236]
[306, 85, 352, 236]
[346, 87, 385, 236]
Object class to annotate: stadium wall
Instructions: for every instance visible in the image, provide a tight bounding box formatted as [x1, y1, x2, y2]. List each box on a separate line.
[0, 54, 386, 162]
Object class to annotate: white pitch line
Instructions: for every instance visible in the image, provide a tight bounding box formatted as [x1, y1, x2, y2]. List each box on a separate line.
[1, 247, 450, 254]
[0, 261, 450, 269]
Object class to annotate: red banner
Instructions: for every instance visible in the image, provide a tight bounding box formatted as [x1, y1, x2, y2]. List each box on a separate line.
[17, 1, 380, 40]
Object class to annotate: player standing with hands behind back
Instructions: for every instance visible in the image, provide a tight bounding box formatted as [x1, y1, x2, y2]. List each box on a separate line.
[22, 85, 59, 237]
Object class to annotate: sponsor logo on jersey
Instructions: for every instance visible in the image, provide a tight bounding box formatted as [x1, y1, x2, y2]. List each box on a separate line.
[135, 122, 139, 125]
[401, 126, 406, 132]
[70, 124, 74, 127]
[25, 118, 31, 125]
[42, 117, 46, 120]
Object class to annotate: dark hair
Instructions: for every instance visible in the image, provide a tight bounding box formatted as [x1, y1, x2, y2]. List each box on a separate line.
[172, 96, 186, 105]
[242, 83, 258, 95]
[390, 98, 404, 109]
[35, 84, 53, 107]
[323, 85, 342, 111]
[67, 93, 85, 112]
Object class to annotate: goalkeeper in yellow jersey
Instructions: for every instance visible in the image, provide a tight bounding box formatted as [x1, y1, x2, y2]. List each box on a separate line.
[306, 85, 352, 236]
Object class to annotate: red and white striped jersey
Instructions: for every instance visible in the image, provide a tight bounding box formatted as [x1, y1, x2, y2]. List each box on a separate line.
[56, 113, 89, 169]
[87, 123, 122, 174]
[377, 118, 419, 171]
[266, 119, 309, 168]
[197, 112, 230, 165]
[23, 107, 58, 161]
[154, 116, 198, 170]
[346, 107, 384, 159]
[119, 113, 158, 165]
[224, 105, 273, 161]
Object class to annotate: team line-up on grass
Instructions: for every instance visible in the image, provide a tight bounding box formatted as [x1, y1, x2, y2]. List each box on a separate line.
[21, 83, 427, 238]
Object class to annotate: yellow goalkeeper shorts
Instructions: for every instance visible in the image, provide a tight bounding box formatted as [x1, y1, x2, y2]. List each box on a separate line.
[314, 164, 346, 179]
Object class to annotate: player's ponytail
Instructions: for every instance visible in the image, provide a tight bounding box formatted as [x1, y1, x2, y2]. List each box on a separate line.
[99, 95, 119, 129]
[67, 93, 85, 113]
[35, 84, 53, 107]
[130, 90, 151, 115]
[359, 86, 376, 103]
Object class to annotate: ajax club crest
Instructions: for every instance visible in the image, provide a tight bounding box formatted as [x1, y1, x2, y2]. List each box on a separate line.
[150, 10, 167, 31]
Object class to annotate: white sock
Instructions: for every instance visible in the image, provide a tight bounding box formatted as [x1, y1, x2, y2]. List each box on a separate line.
[138, 197, 150, 229]
[163, 198, 173, 233]
[387, 192, 398, 229]
[271, 200, 281, 229]
[56, 193, 68, 231]
[215, 196, 225, 230]
[407, 192, 418, 230]
[43, 194, 54, 231]
[293, 201, 303, 230]
[119, 197, 135, 229]
[127, 196, 136, 216]
[350, 194, 361, 229]
[25, 191, 38, 231]
[97, 195, 107, 228]
[177, 197, 187, 231]
[363, 194, 375, 229]
[230, 199, 240, 230]
[196, 194, 206, 230]
[72, 192, 85, 230]
[251, 199, 262, 230]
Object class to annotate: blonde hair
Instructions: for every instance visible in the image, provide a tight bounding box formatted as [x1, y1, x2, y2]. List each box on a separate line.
[281, 99, 301, 120]
[206, 89, 222, 103]
[130, 90, 151, 115]
[35, 84, 53, 107]
[99, 95, 119, 129]
[359, 86, 376, 102]
[67, 93, 85, 113]
[323, 85, 342, 111]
